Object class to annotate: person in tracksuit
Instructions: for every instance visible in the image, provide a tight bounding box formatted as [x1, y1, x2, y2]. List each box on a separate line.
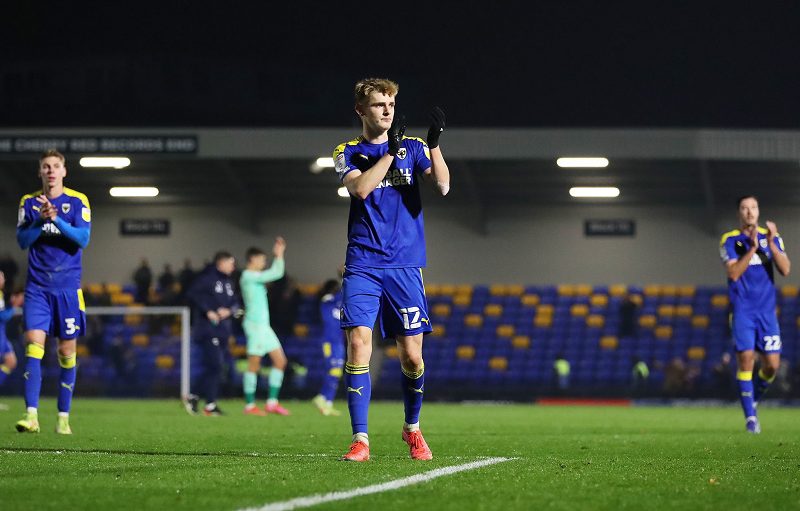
[183, 251, 239, 416]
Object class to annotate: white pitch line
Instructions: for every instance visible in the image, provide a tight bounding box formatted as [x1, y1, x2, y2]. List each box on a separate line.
[238, 456, 515, 511]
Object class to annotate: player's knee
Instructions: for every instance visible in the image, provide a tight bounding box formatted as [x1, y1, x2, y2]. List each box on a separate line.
[400, 351, 424, 371]
[57, 345, 76, 358]
[4, 354, 17, 370]
[762, 363, 779, 378]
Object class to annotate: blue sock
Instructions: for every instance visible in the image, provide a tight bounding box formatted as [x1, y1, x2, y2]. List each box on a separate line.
[737, 371, 756, 419]
[345, 363, 371, 435]
[753, 369, 775, 403]
[24, 344, 45, 410]
[401, 364, 425, 425]
[321, 365, 343, 402]
[58, 353, 77, 413]
[0, 364, 10, 385]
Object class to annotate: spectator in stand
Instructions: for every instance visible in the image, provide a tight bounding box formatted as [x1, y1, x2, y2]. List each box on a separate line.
[618, 294, 639, 338]
[132, 258, 152, 305]
[178, 258, 196, 301]
[663, 357, 687, 396]
[158, 263, 176, 292]
[553, 354, 570, 392]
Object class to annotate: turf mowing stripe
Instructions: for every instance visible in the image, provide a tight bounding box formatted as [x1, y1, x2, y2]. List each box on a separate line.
[239, 456, 515, 511]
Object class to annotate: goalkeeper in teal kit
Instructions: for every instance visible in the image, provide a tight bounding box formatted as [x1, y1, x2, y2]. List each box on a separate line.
[333, 78, 450, 461]
[240, 237, 291, 416]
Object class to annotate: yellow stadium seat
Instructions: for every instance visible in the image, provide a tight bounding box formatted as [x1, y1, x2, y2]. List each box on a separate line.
[489, 357, 508, 371]
[229, 344, 247, 357]
[432, 325, 446, 337]
[112, 293, 135, 305]
[534, 315, 553, 328]
[609, 284, 627, 297]
[557, 285, 575, 297]
[657, 305, 675, 318]
[599, 336, 618, 350]
[453, 294, 471, 306]
[589, 294, 608, 307]
[455, 284, 473, 296]
[691, 315, 710, 328]
[782, 285, 799, 298]
[425, 284, 441, 297]
[456, 345, 475, 360]
[678, 285, 696, 297]
[639, 315, 657, 328]
[440, 284, 456, 296]
[484, 304, 503, 317]
[655, 325, 673, 340]
[643, 285, 661, 297]
[432, 303, 451, 317]
[76, 345, 90, 358]
[507, 284, 524, 296]
[570, 304, 589, 317]
[488, 356, 508, 371]
[489, 284, 507, 297]
[629, 294, 643, 306]
[170, 324, 181, 336]
[676, 305, 693, 317]
[297, 284, 320, 296]
[521, 294, 540, 306]
[87, 283, 104, 295]
[124, 314, 143, 326]
[155, 355, 175, 369]
[661, 285, 677, 297]
[537, 304, 554, 316]
[687, 347, 706, 360]
[131, 333, 149, 347]
[575, 284, 593, 296]
[711, 294, 729, 308]
[105, 283, 122, 294]
[586, 314, 605, 328]
[385, 346, 399, 358]
[293, 324, 309, 338]
[512, 335, 531, 349]
[465, 314, 483, 328]
[496, 325, 515, 338]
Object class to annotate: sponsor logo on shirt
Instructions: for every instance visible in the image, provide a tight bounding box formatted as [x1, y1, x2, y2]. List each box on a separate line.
[377, 168, 412, 189]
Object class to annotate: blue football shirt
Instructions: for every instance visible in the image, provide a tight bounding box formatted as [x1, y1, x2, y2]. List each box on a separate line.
[719, 227, 784, 314]
[18, 188, 91, 289]
[333, 136, 432, 268]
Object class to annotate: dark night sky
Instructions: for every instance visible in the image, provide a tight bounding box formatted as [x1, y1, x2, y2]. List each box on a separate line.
[2, 2, 799, 128]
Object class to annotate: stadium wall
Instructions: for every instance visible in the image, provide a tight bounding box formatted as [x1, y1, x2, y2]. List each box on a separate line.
[2, 202, 799, 287]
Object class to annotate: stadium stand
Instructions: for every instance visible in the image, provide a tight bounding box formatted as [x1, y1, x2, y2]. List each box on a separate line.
[1, 282, 798, 400]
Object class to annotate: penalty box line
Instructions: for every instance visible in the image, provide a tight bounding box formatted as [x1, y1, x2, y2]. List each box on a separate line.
[238, 456, 516, 511]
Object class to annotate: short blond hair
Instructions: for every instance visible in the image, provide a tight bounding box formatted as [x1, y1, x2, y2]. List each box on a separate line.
[40, 148, 65, 163]
[354, 78, 399, 105]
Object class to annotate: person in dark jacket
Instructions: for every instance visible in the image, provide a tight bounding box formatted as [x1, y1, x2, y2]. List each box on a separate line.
[182, 251, 239, 416]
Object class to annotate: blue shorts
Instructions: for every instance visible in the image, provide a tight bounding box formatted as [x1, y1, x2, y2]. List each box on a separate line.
[341, 266, 432, 339]
[731, 310, 782, 354]
[24, 285, 86, 340]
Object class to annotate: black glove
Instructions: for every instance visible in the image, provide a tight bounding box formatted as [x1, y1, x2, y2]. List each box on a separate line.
[426, 106, 446, 149]
[351, 153, 371, 171]
[387, 114, 406, 156]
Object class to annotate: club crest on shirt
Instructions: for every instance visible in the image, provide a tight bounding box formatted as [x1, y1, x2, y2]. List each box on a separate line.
[61, 203, 71, 214]
[396, 148, 407, 160]
[760, 238, 768, 249]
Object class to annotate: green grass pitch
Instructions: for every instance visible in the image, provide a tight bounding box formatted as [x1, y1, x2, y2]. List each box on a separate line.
[1, 398, 798, 510]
